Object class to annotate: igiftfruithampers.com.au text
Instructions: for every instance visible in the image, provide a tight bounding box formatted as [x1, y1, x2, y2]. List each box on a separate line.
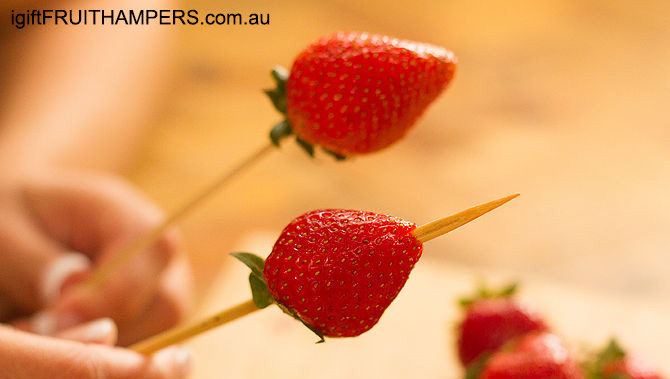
[11, 9, 270, 29]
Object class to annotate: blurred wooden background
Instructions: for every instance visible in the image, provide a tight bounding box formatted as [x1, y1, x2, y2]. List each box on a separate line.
[126, 0, 670, 376]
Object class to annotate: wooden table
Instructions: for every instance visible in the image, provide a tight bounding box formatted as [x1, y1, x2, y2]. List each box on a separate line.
[126, 0, 670, 376]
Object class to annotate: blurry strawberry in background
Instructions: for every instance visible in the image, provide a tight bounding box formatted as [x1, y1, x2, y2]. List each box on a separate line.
[456, 283, 549, 367]
[584, 339, 665, 379]
[470, 332, 584, 379]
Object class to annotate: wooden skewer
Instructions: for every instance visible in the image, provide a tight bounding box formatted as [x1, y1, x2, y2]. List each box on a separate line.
[130, 194, 519, 355]
[131, 299, 259, 354]
[411, 193, 520, 243]
[84, 143, 275, 289]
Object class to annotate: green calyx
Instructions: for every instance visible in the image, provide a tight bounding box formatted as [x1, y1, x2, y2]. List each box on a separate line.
[229, 252, 325, 343]
[263, 66, 347, 161]
[264, 66, 289, 115]
[459, 282, 519, 308]
[583, 339, 629, 379]
[464, 352, 492, 379]
[230, 252, 274, 309]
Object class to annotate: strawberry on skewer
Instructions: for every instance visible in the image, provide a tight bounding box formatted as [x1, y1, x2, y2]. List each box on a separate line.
[130, 194, 518, 354]
[269, 31, 457, 157]
[83, 31, 457, 289]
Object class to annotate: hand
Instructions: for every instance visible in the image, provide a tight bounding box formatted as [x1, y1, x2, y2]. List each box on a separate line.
[0, 319, 191, 378]
[0, 166, 193, 345]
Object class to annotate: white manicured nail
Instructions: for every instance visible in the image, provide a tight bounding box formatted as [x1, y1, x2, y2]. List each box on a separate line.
[154, 346, 192, 377]
[58, 318, 117, 345]
[40, 252, 91, 306]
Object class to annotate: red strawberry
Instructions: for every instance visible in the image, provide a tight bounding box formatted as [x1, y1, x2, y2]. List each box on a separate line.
[585, 340, 665, 379]
[472, 332, 584, 379]
[265, 31, 457, 157]
[233, 209, 423, 340]
[264, 209, 422, 338]
[457, 284, 549, 366]
[602, 359, 665, 379]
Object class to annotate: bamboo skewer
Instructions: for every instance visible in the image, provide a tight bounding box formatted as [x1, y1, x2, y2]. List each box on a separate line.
[412, 193, 519, 243]
[84, 143, 275, 289]
[131, 299, 259, 354]
[130, 194, 519, 355]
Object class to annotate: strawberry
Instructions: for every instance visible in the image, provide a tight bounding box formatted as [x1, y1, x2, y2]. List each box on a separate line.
[265, 31, 457, 158]
[469, 332, 584, 379]
[457, 284, 549, 366]
[232, 209, 423, 340]
[585, 340, 665, 379]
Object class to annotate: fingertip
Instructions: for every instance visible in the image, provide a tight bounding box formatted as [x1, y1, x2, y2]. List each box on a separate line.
[152, 346, 192, 378]
[151, 225, 183, 265]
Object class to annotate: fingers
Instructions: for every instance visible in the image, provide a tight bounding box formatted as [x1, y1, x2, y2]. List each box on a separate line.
[20, 172, 188, 333]
[0, 325, 192, 379]
[116, 253, 194, 346]
[0, 199, 90, 313]
[19, 229, 180, 335]
[65, 226, 181, 325]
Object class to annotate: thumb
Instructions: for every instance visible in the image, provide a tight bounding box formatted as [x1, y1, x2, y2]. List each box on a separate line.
[8, 250, 91, 334]
[0, 325, 192, 379]
[0, 205, 91, 313]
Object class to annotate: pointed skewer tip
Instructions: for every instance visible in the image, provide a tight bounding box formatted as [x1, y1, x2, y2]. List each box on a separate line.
[412, 193, 519, 243]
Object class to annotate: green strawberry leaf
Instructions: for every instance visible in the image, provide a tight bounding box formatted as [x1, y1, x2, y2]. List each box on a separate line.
[583, 339, 629, 379]
[596, 339, 626, 364]
[264, 66, 288, 114]
[298, 317, 326, 344]
[231, 252, 324, 341]
[459, 282, 519, 308]
[248, 273, 274, 309]
[295, 136, 315, 157]
[269, 120, 293, 147]
[230, 252, 266, 280]
[464, 352, 491, 379]
[276, 302, 325, 343]
[231, 253, 274, 309]
[322, 147, 347, 161]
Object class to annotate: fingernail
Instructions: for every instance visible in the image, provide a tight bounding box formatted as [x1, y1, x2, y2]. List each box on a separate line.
[30, 310, 82, 335]
[154, 346, 192, 377]
[80, 318, 116, 343]
[41, 252, 91, 306]
[58, 317, 118, 345]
